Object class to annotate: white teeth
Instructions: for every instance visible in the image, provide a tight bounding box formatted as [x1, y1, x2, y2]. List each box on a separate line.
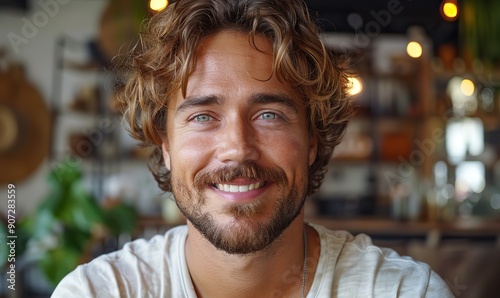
[216, 182, 263, 193]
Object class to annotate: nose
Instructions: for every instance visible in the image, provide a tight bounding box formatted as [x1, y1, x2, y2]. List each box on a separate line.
[216, 117, 259, 165]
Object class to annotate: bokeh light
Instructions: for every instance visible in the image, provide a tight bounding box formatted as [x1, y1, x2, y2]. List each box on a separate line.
[150, 0, 168, 12]
[460, 79, 475, 96]
[347, 77, 363, 96]
[441, 1, 459, 21]
[406, 41, 422, 58]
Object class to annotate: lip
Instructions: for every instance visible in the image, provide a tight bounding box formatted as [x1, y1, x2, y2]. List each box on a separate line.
[210, 181, 271, 203]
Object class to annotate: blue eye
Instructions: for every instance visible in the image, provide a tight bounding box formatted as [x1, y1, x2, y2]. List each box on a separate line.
[194, 114, 212, 122]
[260, 112, 278, 120]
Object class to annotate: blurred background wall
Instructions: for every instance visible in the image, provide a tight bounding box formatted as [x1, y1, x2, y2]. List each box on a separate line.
[0, 0, 107, 214]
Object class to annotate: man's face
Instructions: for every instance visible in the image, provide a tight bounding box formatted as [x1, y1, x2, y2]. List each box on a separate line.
[163, 31, 317, 254]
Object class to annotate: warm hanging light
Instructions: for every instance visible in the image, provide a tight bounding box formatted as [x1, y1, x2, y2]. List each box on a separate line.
[460, 79, 475, 96]
[150, 0, 168, 12]
[441, 0, 459, 21]
[406, 41, 422, 58]
[347, 76, 363, 96]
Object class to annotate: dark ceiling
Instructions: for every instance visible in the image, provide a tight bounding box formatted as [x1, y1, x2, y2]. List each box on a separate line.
[0, 0, 458, 50]
[304, 0, 459, 50]
[0, 0, 27, 10]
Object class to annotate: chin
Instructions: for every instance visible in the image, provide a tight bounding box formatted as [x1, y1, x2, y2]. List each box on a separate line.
[188, 198, 304, 255]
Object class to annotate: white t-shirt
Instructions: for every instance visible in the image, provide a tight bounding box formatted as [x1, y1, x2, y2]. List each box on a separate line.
[51, 224, 453, 297]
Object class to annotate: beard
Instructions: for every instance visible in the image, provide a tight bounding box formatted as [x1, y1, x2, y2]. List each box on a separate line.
[170, 161, 308, 255]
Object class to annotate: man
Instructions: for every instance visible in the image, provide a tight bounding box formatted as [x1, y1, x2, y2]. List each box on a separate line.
[53, 0, 453, 297]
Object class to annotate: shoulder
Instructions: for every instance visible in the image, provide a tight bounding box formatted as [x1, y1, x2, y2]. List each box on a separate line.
[311, 224, 453, 297]
[52, 225, 188, 298]
[86, 224, 187, 270]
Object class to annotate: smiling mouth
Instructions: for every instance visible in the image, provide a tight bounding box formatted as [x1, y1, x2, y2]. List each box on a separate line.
[213, 181, 267, 193]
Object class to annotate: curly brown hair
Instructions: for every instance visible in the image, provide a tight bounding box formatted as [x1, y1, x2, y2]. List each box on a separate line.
[119, 0, 353, 196]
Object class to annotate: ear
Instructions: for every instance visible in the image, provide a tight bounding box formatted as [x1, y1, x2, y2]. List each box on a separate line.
[162, 142, 171, 170]
[308, 134, 318, 166]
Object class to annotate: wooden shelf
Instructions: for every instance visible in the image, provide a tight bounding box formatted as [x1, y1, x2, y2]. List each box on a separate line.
[136, 215, 500, 241]
[306, 216, 500, 239]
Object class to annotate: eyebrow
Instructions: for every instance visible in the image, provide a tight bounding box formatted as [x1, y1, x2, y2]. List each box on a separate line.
[175, 92, 298, 114]
[249, 93, 298, 112]
[175, 95, 222, 114]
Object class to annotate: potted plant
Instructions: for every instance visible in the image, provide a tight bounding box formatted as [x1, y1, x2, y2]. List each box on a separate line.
[1, 159, 137, 292]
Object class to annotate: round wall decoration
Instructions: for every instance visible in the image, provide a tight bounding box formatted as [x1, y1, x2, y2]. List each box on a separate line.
[0, 64, 51, 184]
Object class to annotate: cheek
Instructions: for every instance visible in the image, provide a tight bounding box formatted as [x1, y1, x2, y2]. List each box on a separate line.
[169, 134, 215, 172]
[262, 133, 310, 167]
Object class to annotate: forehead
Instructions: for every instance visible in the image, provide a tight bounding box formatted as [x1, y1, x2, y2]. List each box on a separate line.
[194, 30, 274, 80]
[177, 30, 300, 102]
[196, 30, 273, 58]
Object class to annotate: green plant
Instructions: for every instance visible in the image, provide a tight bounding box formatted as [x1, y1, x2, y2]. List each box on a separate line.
[16, 159, 137, 285]
[0, 221, 6, 269]
[460, 0, 500, 68]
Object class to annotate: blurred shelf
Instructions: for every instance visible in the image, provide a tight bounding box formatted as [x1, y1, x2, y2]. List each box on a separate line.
[135, 215, 500, 241]
[306, 216, 500, 240]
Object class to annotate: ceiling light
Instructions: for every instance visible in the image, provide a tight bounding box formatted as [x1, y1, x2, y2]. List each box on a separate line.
[460, 79, 475, 96]
[406, 41, 422, 58]
[441, 0, 459, 21]
[150, 0, 168, 12]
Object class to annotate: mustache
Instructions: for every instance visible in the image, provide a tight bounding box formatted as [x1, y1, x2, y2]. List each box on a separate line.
[194, 161, 287, 189]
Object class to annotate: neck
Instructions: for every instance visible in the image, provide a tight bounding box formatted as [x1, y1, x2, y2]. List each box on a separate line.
[184, 214, 318, 298]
